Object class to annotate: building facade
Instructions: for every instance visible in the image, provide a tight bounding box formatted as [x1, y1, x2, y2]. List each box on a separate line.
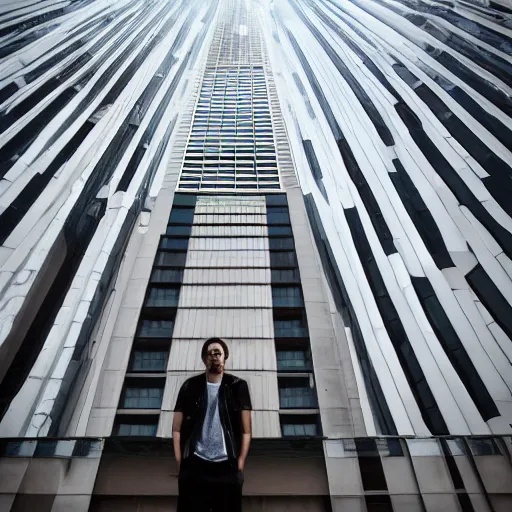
[1, 0, 512, 510]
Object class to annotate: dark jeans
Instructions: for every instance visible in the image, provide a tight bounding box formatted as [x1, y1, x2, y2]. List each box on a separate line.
[177, 454, 244, 512]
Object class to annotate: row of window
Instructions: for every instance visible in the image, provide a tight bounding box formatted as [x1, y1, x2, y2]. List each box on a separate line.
[115, 414, 318, 438]
[149, 268, 300, 284]
[124, 349, 312, 375]
[179, 183, 281, 190]
[119, 369, 316, 410]
[179, 177, 280, 184]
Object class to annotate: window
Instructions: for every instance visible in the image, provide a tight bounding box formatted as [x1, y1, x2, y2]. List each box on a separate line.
[169, 208, 194, 224]
[365, 495, 393, 512]
[159, 238, 189, 251]
[268, 225, 292, 236]
[355, 439, 388, 491]
[270, 251, 297, 268]
[277, 350, 311, 371]
[122, 386, 163, 409]
[269, 237, 294, 251]
[279, 377, 317, 408]
[165, 226, 192, 238]
[115, 415, 159, 436]
[280, 415, 319, 437]
[272, 286, 304, 307]
[267, 207, 290, 225]
[117, 423, 158, 436]
[155, 251, 187, 267]
[130, 351, 167, 372]
[271, 269, 300, 284]
[138, 319, 173, 338]
[282, 423, 317, 436]
[145, 287, 180, 308]
[274, 318, 308, 338]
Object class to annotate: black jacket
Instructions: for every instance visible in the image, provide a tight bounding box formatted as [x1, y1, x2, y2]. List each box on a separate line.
[174, 373, 252, 461]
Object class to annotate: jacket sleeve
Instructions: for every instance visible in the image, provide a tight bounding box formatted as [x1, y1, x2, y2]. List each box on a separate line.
[236, 379, 252, 411]
[174, 380, 189, 412]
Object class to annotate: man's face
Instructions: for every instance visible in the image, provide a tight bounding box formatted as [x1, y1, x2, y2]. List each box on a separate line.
[204, 343, 225, 373]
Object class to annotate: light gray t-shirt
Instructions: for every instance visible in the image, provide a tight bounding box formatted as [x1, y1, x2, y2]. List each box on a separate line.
[194, 381, 228, 462]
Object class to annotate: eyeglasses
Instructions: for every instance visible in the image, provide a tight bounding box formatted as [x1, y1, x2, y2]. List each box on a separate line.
[207, 350, 223, 358]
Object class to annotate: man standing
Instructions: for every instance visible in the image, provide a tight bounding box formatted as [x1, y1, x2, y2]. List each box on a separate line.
[172, 337, 252, 512]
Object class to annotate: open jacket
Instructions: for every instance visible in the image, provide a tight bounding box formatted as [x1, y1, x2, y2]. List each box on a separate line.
[174, 372, 252, 461]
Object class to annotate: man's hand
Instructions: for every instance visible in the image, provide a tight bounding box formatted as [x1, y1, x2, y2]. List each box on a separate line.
[176, 459, 181, 475]
[237, 457, 244, 472]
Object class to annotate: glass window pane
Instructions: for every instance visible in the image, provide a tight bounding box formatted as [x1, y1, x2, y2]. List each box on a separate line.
[131, 351, 167, 372]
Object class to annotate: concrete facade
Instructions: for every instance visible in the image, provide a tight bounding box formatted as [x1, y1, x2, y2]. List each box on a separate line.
[1, 0, 512, 510]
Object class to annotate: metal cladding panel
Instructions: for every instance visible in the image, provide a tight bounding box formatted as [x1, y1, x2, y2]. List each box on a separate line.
[178, 285, 272, 308]
[168, 339, 277, 371]
[182, 268, 271, 285]
[172, 308, 274, 339]
[185, 250, 270, 268]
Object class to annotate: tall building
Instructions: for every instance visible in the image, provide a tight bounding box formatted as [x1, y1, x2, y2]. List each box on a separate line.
[0, 0, 512, 510]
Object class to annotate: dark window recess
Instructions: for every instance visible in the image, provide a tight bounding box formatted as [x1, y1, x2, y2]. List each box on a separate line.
[166, 225, 192, 236]
[270, 251, 297, 268]
[144, 287, 180, 308]
[304, 193, 397, 435]
[0, 83, 18, 105]
[276, 350, 312, 371]
[172, 193, 197, 208]
[466, 264, 512, 342]
[34, 440, 59, 457]
[457, 494, 476, 512]
[345, 207, 448, 434]
[271, 269, 301, 284]
[440, 440, 465, 491]
[272, 286, 304, 307]
[150, 268, 184, 284]
[364, 495, 393, 512]
[390, 159, 453, 269]
[274, 311, 309, 338]
[114, 415, 159, 436]
[269, 237, 295, 251]
[122, 384, 164, 409]
[355, 438, 388, 491]
[337, 139, 395, 256]
[137, 320, 174, 339]
[280, 414, 320, 437]
[159, 237, 189, 251]
[117, 422, 158, 436]
[155, 251, 187, 267]
[303, 140, 328, 202]
[411, 277, 499, 421]
[130, 351, 167, 372]
[169, 208, 195, 224]
[268, 226, 293, 237]
[278, 376, 317, 409]
[467, 437, 502, 456]
[267, 207, 291, 225]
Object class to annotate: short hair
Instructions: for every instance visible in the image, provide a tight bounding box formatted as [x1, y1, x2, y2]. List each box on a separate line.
[201, 338, 229, 361]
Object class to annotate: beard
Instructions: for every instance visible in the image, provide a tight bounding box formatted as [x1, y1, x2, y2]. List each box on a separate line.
[208, 361, 224, 373]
